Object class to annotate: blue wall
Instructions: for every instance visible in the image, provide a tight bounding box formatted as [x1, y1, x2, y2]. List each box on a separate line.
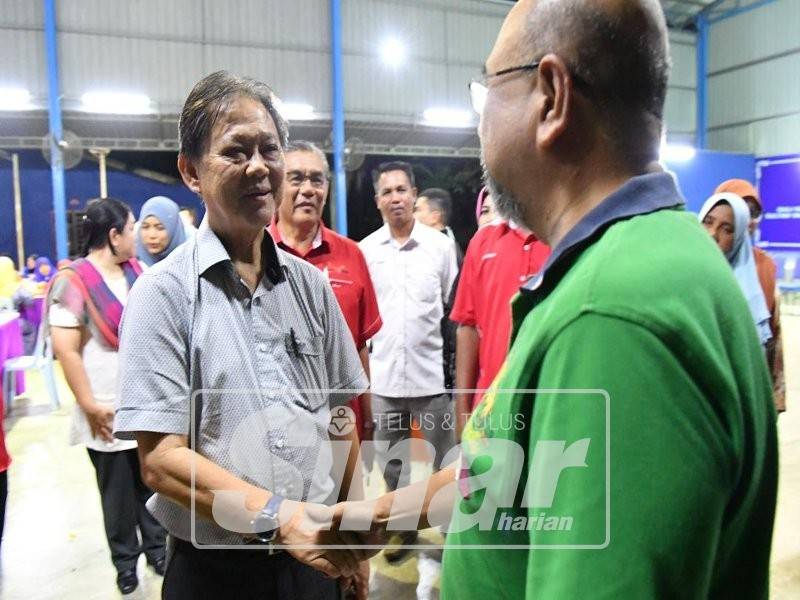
[0, 151, 202, 261]
[665, 150, 756, 214]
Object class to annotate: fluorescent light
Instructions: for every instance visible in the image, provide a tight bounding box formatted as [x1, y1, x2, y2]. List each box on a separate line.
[660, 143, 696, 163]
[273, 98, 315, 121]
[81, 91, 151, 114]
[422, 108, 474, 128]
[380, 37, 407, 67]
[0, 88, 34, 111]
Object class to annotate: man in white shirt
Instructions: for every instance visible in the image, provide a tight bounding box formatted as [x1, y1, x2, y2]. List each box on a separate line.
[359, 161, 458, 567]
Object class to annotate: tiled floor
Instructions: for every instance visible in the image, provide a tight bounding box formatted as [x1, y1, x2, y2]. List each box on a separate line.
[1, 309, 798, 599]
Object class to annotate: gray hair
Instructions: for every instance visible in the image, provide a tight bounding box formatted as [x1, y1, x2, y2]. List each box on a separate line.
[179, 70, 289, 160]
[522, 0, 670, 167]
[285, 140, 331, 179]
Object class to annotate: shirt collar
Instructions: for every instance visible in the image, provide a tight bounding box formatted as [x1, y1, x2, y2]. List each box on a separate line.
[377, 221, 419, 248]
[268, 220, 329, 255]
[196, 218, 285, 285]
[522, 171, 684, 292]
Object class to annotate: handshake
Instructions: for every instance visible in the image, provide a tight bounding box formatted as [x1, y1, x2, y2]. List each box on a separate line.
[269, 467, 458, 585]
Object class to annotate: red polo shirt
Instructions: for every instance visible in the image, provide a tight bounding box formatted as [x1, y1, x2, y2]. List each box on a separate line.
[450, 221, 550, 409]
[268, 222, 382, 350]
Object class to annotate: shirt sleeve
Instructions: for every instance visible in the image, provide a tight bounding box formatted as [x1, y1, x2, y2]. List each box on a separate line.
[524, 313, 735, 598]
[449, 236, 479, 326]
[320, 277, 369, 407]
[48, 303, 81, 328]
[355, 248, 382, 348]
[441, 238, 459, 306]
[114, 271, 191, 440]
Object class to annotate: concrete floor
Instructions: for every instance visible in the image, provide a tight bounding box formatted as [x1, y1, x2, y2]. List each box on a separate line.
[1, 309, 798, 599]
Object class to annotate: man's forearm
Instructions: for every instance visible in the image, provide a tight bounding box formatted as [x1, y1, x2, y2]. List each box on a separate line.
[136, 432, 271, 525]
[372, 466, 457, 531]
[455, 325, 480, 439]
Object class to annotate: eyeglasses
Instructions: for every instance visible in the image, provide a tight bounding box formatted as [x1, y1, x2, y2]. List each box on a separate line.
[469, 59, 592, 114]
[286, 171, 328, 188]
[468, 60, 541, 114]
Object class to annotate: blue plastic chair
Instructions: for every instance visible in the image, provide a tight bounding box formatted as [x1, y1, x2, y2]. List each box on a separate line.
[3, 318, 60, 412]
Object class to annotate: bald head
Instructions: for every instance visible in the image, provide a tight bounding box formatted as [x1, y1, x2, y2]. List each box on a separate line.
[503, 0, 670, 167]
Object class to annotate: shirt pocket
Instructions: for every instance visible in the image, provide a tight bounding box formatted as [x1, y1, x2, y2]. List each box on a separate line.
[283, 333, 328, 411]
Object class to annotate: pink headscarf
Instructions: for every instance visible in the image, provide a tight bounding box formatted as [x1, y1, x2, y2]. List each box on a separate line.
[475, 186, 489, 224]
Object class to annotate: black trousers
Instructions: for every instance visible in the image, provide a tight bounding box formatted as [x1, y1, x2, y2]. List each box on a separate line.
[87, 448, 167, 573]
[162, 537, 341, 600]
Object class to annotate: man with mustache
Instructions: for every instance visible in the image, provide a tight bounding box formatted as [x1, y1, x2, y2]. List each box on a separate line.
[342, 1, 778, 598]
[270, 141, 383, 444]
[359, 161, 459, 573]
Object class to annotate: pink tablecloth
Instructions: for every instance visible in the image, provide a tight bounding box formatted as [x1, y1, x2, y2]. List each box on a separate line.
[0, 311, 25, 407]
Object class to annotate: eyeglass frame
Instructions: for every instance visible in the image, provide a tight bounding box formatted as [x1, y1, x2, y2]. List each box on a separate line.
[284, 170, 329, 189]
[468, 58, 592, 114]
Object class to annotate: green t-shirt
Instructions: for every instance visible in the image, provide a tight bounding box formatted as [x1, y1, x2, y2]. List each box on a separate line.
[441, 184, 777, 599]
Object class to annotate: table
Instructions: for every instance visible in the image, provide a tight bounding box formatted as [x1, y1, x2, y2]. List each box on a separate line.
[0, 311, 25, 408]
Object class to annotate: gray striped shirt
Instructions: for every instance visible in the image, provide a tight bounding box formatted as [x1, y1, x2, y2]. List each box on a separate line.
[115, 221, 367, 545]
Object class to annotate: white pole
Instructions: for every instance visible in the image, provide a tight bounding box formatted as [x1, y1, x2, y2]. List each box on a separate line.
[12, 153, 24, 271]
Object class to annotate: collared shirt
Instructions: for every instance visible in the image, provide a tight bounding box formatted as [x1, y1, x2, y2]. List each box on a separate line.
[269, 221, 382, 350]
[450, 220, 550, 407]
[114, 220, 368, 545]
[443, 172, 777, 599]
[360, 221, 458, 397]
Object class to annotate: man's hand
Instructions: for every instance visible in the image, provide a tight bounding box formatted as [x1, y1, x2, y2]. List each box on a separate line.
[340, 561, 370, 600]
[277, 500, 368, 579]
[86, 403, 115, 442]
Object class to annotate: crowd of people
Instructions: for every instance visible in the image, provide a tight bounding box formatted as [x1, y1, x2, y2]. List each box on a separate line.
[0, 0, 786, 598]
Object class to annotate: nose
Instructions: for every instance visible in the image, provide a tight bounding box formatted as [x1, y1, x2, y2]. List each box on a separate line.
[245, 149, 269, 178]
[299, 179, 316, 197]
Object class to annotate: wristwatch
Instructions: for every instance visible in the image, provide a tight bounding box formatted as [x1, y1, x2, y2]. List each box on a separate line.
[250, 494, 285, 543]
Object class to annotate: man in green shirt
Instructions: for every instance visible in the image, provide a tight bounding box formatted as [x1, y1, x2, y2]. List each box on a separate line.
[334, 0, 777, 598]
[437, 0, 778, 597]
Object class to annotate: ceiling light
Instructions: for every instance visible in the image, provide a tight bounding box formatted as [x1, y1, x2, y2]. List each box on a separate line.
[380, 37, 407, 67]
[422, 108, 474, 128]
[0, 88, 34, 111]
[80, 91, 152, 114]
[273, 98, 315, 121]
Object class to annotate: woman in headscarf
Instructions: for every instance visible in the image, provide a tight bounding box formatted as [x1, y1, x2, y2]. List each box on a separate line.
[475, 186, 497, 228]
[0, 257, 21, 302]
[136, 195, 187, 267]
[31, 256, 55, 283]
[699, 192, 772, 346]
[47, 197, 166, 594]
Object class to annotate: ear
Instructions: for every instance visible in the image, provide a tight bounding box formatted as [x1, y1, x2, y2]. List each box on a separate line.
[410, 186, 418, 200]
[178, 153, 202, 196]
[534, 54, 572, 150]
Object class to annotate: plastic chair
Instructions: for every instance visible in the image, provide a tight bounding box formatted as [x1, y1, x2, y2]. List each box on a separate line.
[3, 318, 60, 412]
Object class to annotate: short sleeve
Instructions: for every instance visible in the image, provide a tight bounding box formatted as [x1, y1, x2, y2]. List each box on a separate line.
[48, 303, 81, 328]
[114, 271, 191, 440]
[46, 271, 87, 327]
[355, 249, 382, 348]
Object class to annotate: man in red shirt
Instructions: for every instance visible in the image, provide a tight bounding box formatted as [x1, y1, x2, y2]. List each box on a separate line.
[270, 141, 383, 437]
[450, 206, 550, 439]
